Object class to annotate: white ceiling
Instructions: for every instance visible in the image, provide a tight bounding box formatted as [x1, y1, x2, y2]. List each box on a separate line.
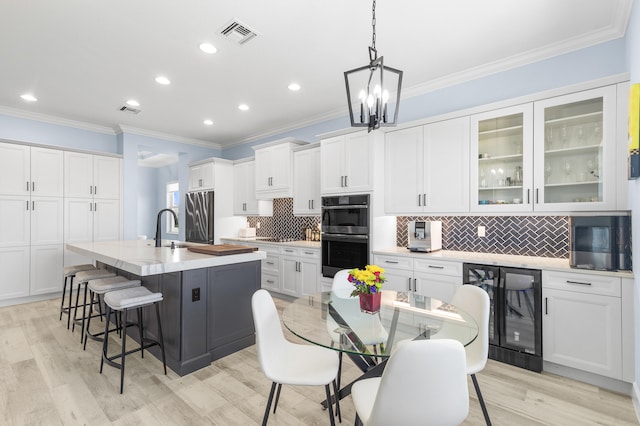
[0, 0, 632, 149]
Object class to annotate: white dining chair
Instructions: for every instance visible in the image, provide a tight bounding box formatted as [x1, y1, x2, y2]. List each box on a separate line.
[351, 339, 469, 426]
[251, 289, 341, 425]
[451, 284, 492, 426]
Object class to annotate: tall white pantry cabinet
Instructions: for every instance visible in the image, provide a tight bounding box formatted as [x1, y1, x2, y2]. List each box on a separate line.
[0, 142, 122, 301]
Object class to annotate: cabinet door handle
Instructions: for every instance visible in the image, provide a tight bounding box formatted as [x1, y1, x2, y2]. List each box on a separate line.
[89, 203, 92, 212]
[418, 194, 421, 206]
[26, 181, 30, 192]
[428, 265, 444, 269]
[423, 194, 427, 206]
[408, 277, 412, 291]
[413, 278, 417, 292]
[94, 185, 97, 195]
[32, 201, 35, 210]
[90, 185, 93, 195]
[32, 182, 35, 192]
[384, 260, 399, 264]
[311, 200, 314, 209]
[566, 280, 592, 286]
[340, 176, 344, 187]
[545, 297, 548, 315]
[94, 202, 97, 211]
[26, 200, 29, 210]
[345, 176, 348, 187]
[535, 188, 539, 204]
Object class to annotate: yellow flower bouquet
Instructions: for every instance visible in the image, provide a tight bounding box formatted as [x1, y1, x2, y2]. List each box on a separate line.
[348, 265, 386, 297]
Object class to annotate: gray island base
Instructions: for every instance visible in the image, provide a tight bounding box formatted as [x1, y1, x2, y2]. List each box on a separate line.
[67, 240, 264, 376]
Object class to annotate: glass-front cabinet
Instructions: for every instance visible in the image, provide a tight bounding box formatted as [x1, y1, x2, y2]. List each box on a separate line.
[471, 85, 617, 212]
[470, 104, 533, 212]
[533, 86, 616, 211]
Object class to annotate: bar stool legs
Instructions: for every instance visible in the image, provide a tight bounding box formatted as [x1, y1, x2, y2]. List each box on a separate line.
[100, 286, 166, 393]
[60, 264, 96, 329]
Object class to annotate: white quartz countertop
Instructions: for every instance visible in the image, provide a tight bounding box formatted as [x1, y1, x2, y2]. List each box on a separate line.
[221, 237, 321, 249]
[67, 240, 266, 276]
[373, 247, 634, 279]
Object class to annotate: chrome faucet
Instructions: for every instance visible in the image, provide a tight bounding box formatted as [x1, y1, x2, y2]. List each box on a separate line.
[155, 209, 178, 247]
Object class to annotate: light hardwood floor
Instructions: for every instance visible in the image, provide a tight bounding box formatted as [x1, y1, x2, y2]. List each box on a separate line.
[0, 295, 637, 425]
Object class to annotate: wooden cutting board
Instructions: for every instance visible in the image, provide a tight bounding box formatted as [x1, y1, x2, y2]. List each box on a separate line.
[187, 244, 258, 256]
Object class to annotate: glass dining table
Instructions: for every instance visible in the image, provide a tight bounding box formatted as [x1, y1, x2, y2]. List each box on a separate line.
[282, 290, 478, 406]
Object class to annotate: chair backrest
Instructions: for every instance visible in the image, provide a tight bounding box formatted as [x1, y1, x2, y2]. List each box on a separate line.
[451, 284, 490, 373]
[251, 289, 288, 378]
[331, 269, 353, 298]
[368, 339, 469, 426]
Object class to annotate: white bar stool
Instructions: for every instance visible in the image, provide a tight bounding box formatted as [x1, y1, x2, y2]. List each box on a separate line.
[101, 286, 166, 394]
[72, 269, 116, 342]
[60, 264, 97, 329]
[83, 276, 142, 350]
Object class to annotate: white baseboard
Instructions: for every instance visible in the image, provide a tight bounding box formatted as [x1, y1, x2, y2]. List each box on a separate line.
[0, 292, 59, 308]
[543, 361, 632, 395]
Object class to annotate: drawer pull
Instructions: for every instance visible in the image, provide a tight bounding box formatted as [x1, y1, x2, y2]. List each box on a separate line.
[266, 261, 274, 265]
[566, 280, 592, 286]
[304, 251, 314, 255]
[385, 260, 399, 264]
[428, 265, 444, 269]
[266, 280, 275, 284]
[284, 249, 294, 253]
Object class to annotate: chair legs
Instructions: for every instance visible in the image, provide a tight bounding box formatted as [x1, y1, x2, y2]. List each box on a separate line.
[471, 373, 491, 426]
[262, 380, 340, 425]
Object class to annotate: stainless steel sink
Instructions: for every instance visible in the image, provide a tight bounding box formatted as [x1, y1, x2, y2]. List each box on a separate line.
[164, 242, 190, 248]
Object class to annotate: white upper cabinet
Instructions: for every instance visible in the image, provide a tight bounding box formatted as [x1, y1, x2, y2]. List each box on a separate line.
[470, 104, 534, 212]
[385, 117, 469, 214]
[233, 160, 272, 216]
[253, 139, 306, 199]
[0, 143, 63, 197]
[188, 161, 215, 192]
[321, 131, 373, 195]
[470, 85, 618, 212]
[533, 86, 617, 211]
[64, 152, 121, 200]
[293, 145, 321, 215]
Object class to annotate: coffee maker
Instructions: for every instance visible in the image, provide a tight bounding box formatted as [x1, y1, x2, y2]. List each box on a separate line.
[408, 221, 442, 252]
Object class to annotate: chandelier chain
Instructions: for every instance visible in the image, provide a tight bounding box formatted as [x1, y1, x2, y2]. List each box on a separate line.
[371, 0, 376, 50]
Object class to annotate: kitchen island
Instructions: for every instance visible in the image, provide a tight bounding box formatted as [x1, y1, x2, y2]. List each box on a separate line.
[67, 240, 265, 376]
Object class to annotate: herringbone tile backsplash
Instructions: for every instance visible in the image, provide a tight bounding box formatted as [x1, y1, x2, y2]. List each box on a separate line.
[397, 216, 569, 258]
[247, 199, 569, 258]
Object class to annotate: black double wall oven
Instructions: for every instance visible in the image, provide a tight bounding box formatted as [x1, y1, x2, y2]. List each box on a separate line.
[321, 194, 370, 278]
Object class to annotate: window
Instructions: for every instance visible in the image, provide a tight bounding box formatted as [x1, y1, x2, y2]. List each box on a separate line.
[167, 182, 179, 234]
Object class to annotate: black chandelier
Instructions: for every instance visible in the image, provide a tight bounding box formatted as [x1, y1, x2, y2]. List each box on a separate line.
[344, 0, 403, 132]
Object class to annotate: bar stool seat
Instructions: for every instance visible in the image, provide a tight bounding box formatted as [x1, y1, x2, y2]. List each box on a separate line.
[83, 277, 142, 350]
[60, 264, 97, 329]
[72, 269, 116, 342]
[101, 286, 166, 393]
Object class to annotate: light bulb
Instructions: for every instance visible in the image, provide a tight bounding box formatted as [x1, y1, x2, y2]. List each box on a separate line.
[367, 94, 374, 109]
[374, 85, 382, 98]
[382, 90, 389, 104]
[358, 90, 366, 102]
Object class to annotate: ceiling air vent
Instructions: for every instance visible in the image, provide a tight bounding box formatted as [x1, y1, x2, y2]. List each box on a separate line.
[119, 105, 141, 114]
[219, 19, 258, 45]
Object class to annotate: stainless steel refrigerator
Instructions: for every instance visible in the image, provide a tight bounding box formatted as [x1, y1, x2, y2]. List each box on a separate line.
[185, 191, 214, 244]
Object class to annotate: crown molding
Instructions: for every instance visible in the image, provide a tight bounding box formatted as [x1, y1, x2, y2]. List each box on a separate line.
[0, 105, 115, 135]
[116, 125, 221, 150]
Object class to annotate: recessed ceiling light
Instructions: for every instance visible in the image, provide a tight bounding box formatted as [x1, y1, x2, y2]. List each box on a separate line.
[126, 99, 140, 107]
[199, 43, 217, 54]
[21, 94, 37, 102]
[203, 119, 213, 125]
[238, 104, 249, 111]
[155, 76, 171, 85]
[288, 83, 301, 91]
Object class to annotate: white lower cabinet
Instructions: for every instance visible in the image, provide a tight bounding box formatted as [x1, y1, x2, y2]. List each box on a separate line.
[373, 254, 461, 302]
[220, 239, 320, 297]
[64, 198, 120, 243]
[30, 245, 63, 295]
[0, 246, 30, 300]
[542, 270, 622, 379]
[280, 247, 320, 297]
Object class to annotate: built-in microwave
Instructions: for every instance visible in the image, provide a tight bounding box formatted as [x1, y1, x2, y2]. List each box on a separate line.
[569, 215, 632, 271]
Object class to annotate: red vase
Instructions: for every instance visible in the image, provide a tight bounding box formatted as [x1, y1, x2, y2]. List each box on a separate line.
[359, 292, 382, 314]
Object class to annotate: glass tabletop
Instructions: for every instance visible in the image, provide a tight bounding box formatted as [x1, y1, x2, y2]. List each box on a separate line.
[282, 291, 479, 358]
